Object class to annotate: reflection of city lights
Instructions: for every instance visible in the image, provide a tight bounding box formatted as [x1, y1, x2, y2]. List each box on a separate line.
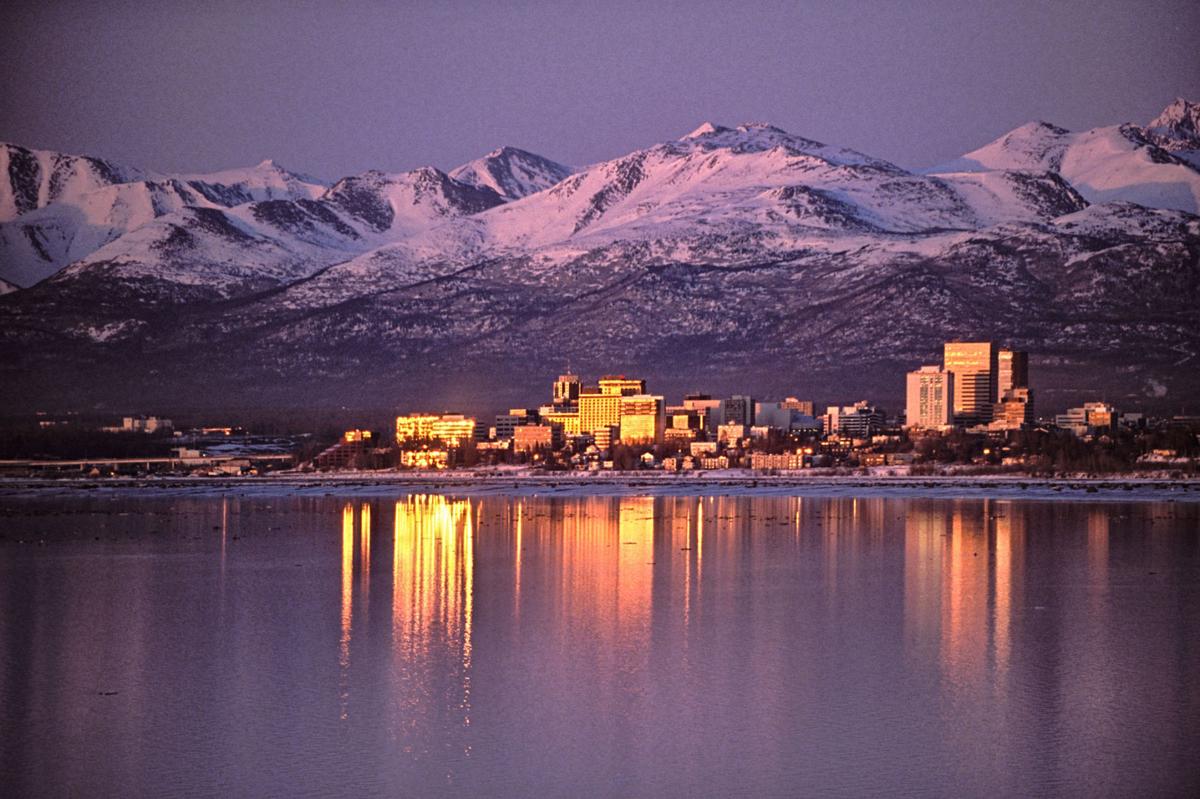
[360, 503, 371, 589]
[905, 503, 1023, 691]
[340, 503, 354, 720]
[390, 495, 475, 736]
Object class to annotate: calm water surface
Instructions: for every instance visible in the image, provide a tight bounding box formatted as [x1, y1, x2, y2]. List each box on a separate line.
[1, 494, 1198, 797]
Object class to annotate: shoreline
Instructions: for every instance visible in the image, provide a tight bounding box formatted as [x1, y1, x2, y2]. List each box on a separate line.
[2, 470, 1198, 502]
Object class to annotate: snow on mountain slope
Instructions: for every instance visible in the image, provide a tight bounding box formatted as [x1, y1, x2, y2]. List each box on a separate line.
[0, 178, 226, 287]
[321, 167, 503, 235]
[328, 121, 1088, 277]
[3, 114, 1198, 412]
[262, 127, 1093, 314]
[931, 109, 1200, 213]
[1144, 98, 1200, 168]
[39, 166, 507, 304]
[0, 143, 145, 221]
[449, 146, 574, 200]
[1051, 201, 1200, 238]
[0, 146, 329, 287]
[51, 212, 329, 298]
[175, 159, 327, 204]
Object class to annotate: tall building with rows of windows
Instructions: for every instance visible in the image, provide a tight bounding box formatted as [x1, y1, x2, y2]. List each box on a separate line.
[905, 365, 954, 429]
[618, 394, 665, 444]
[395, 413, 478, 447]
[579, 390, 622, 435]
[944, 341, 998, 425]
[997, 349, 1028, 397]
[598, 375, 646, 396]
[553, 373, 581, 406]
[395, 414, 439, 443]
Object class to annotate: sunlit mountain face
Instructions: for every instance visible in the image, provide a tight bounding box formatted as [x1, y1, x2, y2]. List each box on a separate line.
[2, 100, 1198, 414]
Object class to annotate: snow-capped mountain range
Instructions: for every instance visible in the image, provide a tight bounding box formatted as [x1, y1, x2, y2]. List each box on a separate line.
[2, 99, 1198, 413]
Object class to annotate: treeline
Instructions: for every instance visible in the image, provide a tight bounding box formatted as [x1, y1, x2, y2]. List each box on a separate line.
[914, 426, 1199, 474]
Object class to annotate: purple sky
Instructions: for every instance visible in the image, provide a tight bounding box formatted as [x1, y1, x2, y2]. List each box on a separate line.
[2, 1, 1197, 180]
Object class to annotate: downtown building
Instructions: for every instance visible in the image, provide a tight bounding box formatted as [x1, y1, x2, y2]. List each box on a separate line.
[1055, 402, 1118, 437]
[493, 408, 539, 440]
[943, 341, 998, 426]
[991, 349, 1033, 430]
[618, 394, 666, 444]
[552, 373, 581, 406]
[824, 401, 886, 439]
[942, 341, 1032, 429]
[905, 365, 954, 430]
[721, 395, 755, 427]
[395, 413, 480, 447]
[579, 375, 647, 444]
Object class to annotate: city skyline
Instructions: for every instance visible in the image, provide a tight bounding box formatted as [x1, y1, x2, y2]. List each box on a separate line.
[3, 5, 1198, 797]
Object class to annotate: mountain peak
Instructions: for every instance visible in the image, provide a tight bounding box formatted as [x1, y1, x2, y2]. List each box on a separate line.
[449, 146, 574, 201]
[736, 122, 786, 134]
[682, 122, 730, 139]
[1012, 120, 1071, 137]
[486, 145, 526, 158]
[1145, 97, 1200, 150]
[1149, 97, 1199, 127]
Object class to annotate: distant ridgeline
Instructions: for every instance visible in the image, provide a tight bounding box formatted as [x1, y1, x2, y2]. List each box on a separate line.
[1, 100, 1199, 412]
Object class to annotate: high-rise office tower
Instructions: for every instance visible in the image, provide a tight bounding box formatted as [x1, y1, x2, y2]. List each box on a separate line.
[618, 394, 665, 443]
[553, 373, 581, 405]
[682, 394, 723, 432]
[780, 397, 815, 417]
[943, 341, 997, 425]
[997, 349, 1029, 395]
[906, 365, 954, 429]
[579, 390, 622, 434]
[598, 375, 646, 396]
[721, 395, 755, 426]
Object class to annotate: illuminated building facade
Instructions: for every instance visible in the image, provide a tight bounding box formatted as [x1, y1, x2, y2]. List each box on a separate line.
[906, 365, 954, 429]
[663, 426, 698, 443]
[944, 341, 998, 425]
[592, 425, 617, 450]
[494, 408, 537, 440]
[618, 394, 665, 444]
[667, 407, 704, 431]
[580, 390, 622, 434]
[991, 387, 1034, 430]
[553, 374, 581, 405]
[395, 414, 439, 443]
[598, 376, 645, 396]
[431, 415, 479, 447]
[314, 429, 383, 470]
[997, 349, 1029, 396]
[400, 450, 450, 469]
[681, 394, 722, 432]
[514, 424, 561, 453]
[717, 422, 747, 443]
[1056, 402, 1117, 437]
[780, 397, 815, 416]
[121, 415, 173, 433]
[396, 414, 478, 447]
[539, 406, 581, 437]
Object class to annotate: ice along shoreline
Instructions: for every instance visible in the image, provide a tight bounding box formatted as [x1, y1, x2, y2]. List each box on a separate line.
[1, 471, 1198, 502]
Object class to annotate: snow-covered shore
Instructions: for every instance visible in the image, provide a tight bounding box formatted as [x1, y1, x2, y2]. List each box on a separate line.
[1, 470, 1198, 503]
